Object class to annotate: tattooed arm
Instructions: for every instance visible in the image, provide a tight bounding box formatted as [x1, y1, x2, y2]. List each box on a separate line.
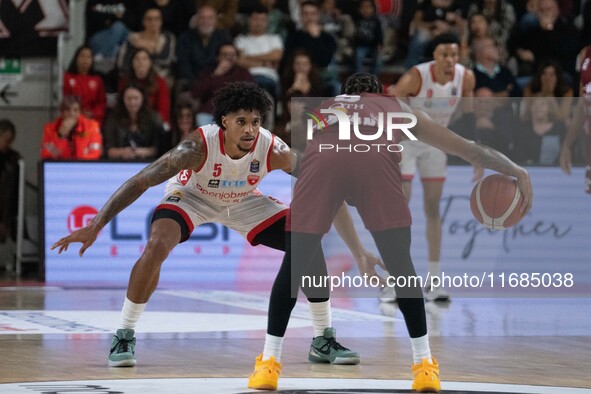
[411, 107, 533, 215]
[52, 133, 206, 256]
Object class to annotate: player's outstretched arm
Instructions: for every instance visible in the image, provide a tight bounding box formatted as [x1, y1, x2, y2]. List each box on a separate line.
[51, 134, 206, 256]
[411, 107, 533, 216]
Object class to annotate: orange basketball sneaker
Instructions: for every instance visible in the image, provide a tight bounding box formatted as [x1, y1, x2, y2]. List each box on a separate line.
[412, 357, 441, 392]
[248, 354, 282, 390]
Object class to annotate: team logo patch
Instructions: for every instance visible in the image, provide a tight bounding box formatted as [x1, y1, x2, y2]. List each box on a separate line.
[247, 175, 260, 186]
[250, 159, 260, 173]
[426, 88, 433, 98]
[208, 179, 220, 188]
[166, 196, 181, 203]
[178, 170, 192, 186]
[172, 190, 183, 197]
[451, 87, 458, 96]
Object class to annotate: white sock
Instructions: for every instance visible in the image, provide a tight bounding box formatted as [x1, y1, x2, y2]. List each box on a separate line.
[410, 334, 432, 365]
[262, 334, 283, 362]
[119, 297, 147, 330]
[428, 260, 440, 280]
[308, 300, 331, 337]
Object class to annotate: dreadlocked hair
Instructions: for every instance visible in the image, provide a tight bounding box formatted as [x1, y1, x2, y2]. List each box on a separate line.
[212, 82, 272, 128]
[341, 73, 383, 95]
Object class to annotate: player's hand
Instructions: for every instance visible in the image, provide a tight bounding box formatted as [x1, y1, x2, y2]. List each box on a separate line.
[559, 146, 572, 175]
[355, 250, 387, 285]
[51, 223, 100, 257]
[472, 165, 484, 182]
[516, 169, 533, 217]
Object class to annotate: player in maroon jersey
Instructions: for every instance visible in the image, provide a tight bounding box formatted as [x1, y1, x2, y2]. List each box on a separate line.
[248, 73, 532, 392]
[560, 45, 591, 194]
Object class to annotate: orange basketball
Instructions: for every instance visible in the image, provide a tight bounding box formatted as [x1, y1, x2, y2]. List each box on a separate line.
[470, 174, 524, 230]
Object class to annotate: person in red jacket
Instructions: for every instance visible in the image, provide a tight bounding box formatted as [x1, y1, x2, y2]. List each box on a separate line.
[41, 96, 103, 160]
[63, 46, 107, 124]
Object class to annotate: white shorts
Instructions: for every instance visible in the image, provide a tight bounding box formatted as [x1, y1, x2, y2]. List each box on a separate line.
[399, 140, 447, 182]
[153, 186, 288, 244]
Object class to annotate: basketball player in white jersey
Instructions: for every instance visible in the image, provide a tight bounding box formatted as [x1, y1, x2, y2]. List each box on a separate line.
[51, 82, 378, 368]
[386, 33, 477, 302]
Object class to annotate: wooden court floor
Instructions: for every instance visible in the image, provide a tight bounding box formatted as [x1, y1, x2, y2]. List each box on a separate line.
[1, 286, 590, 390]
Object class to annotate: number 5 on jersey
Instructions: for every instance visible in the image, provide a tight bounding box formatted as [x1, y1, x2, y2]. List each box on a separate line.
[213, 163, 222, 177]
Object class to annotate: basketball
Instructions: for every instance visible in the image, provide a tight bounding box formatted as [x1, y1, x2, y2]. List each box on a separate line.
[470, 174, 524, 230]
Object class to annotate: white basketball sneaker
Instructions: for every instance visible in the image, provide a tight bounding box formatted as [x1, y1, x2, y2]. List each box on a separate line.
[378, 286, 397, 303]
[424, 282, 450, 303]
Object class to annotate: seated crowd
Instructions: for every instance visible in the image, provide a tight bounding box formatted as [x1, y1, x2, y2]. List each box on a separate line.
[42, 0, 590, 166]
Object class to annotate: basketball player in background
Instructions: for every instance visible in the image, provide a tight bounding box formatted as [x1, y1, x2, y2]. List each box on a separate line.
[51, 82, 380, 368]
[247, 73, 532, 392]
[560, 45, 591, 194]
[386, 33, 477, 302]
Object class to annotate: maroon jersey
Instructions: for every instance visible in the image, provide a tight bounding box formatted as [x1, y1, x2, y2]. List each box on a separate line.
[579, 46, 591, 193]
[288, 93, 412, 233]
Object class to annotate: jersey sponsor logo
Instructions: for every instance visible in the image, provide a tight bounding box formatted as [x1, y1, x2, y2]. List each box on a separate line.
[247, 175, 260, 186]
[208, 179, 220, 188]
[250, 159, 260, 173]
[195, 183, 251, 202]
[67, 206, 98, 233]
[178, 170, 192, 186]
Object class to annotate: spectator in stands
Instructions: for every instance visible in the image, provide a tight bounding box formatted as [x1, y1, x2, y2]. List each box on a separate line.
[515, 96, 565, 165]
[103, 84, 163, 161]
[260, 0, 290, 39]
[320, 0, 355, 63]
[405, 0, 465, 68]
[196, 0, 239, 35]
[119, 49, 170, 127]
[374, 0, 405, 63]
[468, 0, 516, 63]
[163, 99, 196, 153]
[40, 96, 103, 160]
[510, 0, 578, 83]
[470, 36, 520, 157]
[138, 0, 195, 37]
[274, 90, 308, 153]
[353, 0, 384, 75]
[0, 119, 21, 255]
[523, 60, 573, 123]
[282, 1, 339, 96]
[460, 13, 490, 66]
[85, 0, 140, 92]
[117, 7, 176, 88]
[235, 5, 283, 102]
[281, 49, 324, 99]
[63, 45, 107, 124]
[191, 43, 254, 126]
[176, 4, 231, 91]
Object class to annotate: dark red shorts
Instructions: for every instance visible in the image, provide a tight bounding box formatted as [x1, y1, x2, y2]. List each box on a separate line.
[288, 131, 411, 234]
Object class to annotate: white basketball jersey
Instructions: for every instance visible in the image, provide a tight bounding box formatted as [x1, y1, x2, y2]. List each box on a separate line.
[408, 61, 465, 127]
[167, 124, 277, 206]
